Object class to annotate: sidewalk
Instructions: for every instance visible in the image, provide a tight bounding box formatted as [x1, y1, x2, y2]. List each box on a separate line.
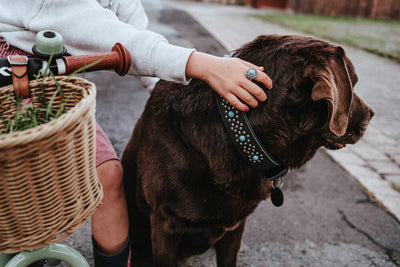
[167, 0, 400, 221]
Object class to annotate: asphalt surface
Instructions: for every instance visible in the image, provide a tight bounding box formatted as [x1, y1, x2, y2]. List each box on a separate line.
[58, 0, 400, 266]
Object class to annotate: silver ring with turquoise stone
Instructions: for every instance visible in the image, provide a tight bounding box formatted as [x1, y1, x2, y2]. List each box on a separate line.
[245, 67, 258, 80]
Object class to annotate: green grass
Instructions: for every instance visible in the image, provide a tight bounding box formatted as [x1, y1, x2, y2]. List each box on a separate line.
[254, 13, 400, 62]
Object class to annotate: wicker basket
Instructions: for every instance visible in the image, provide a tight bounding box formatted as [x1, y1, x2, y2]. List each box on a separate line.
[0, 76, 103, 253]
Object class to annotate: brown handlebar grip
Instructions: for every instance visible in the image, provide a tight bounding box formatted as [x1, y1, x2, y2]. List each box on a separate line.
[112, 43, 131, 76]
[63, 43, 131, 76]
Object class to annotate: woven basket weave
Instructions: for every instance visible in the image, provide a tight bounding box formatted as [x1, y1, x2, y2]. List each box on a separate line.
[0, 76, 103, 253]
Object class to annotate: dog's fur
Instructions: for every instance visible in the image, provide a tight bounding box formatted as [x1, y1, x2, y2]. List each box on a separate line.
[121, 35, 374, 267]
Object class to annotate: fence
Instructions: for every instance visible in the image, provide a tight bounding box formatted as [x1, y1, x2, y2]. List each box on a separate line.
[238, 0, 400, 19]
[287, 0, 400, 19]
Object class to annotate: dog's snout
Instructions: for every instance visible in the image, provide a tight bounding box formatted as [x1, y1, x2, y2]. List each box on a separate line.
[353, 93, 374, 122]
[369, 108, 375, 119]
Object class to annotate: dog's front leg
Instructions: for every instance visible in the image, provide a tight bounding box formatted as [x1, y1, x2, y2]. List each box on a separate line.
[149, 211, 181, 267]
[215, 222, 245, 267]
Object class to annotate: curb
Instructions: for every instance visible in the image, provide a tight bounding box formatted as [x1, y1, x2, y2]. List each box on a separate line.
[326, 125, 400, 221]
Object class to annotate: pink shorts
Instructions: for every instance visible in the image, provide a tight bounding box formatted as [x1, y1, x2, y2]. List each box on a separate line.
[21, 92, 118, 167]
[95, 123, 119, 167]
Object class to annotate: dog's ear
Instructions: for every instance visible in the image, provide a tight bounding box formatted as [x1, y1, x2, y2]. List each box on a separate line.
[309, 46, 353, 137]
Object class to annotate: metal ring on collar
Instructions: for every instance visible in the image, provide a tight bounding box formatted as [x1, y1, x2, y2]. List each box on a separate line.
[245, 67, 258, 80]
[272, 177, 283, 189]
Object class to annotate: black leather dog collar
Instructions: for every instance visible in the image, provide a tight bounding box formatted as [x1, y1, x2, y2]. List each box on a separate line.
[215, 94, 288, 180]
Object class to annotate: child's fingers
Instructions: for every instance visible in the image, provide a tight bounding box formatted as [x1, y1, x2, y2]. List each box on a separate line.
[224, 93, 249, 112]
[253, 70, 273, 89]
[238, 59, 273, 89]
[233, 86, 260, 108]
[241, 79, 268, 103]
[222, 84, 265, 111]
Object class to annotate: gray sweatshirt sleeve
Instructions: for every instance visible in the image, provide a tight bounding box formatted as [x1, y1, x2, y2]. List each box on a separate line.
[0, 0, 195, 84]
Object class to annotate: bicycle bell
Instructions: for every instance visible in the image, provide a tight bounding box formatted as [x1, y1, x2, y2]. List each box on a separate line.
[32, 30, 67, 59]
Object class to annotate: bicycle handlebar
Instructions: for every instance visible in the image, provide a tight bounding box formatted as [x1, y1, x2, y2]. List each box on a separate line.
[62, 43, 131, 76]
[0, 43, 132, 88]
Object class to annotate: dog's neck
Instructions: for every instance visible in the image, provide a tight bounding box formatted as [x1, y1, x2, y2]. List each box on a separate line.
[215, 91, 288, 180]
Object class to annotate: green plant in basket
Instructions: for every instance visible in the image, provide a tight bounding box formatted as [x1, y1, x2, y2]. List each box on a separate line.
[0, 57, 99, 135]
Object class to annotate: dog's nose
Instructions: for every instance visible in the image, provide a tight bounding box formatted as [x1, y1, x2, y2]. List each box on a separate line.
[362, 98, 374, 120]
[370, 108, 375, 119]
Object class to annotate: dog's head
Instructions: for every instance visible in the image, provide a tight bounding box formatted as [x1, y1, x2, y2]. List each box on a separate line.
[236, 35, 374, 168]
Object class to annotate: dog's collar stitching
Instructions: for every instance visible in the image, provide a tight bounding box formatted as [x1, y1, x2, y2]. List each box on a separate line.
[215, 52, 288, 181]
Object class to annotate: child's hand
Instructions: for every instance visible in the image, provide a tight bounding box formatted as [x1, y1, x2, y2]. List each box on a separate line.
[186, 52, 273, 111]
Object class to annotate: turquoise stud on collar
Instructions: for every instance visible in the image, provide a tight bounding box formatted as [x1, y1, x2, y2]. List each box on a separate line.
[215, 94, 287, 179]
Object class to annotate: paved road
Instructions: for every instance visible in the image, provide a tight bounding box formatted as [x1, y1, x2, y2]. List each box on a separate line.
[61, 0, 400, 266]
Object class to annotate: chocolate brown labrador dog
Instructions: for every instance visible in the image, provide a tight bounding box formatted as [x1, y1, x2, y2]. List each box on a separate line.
[121, 35, 374, 267]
